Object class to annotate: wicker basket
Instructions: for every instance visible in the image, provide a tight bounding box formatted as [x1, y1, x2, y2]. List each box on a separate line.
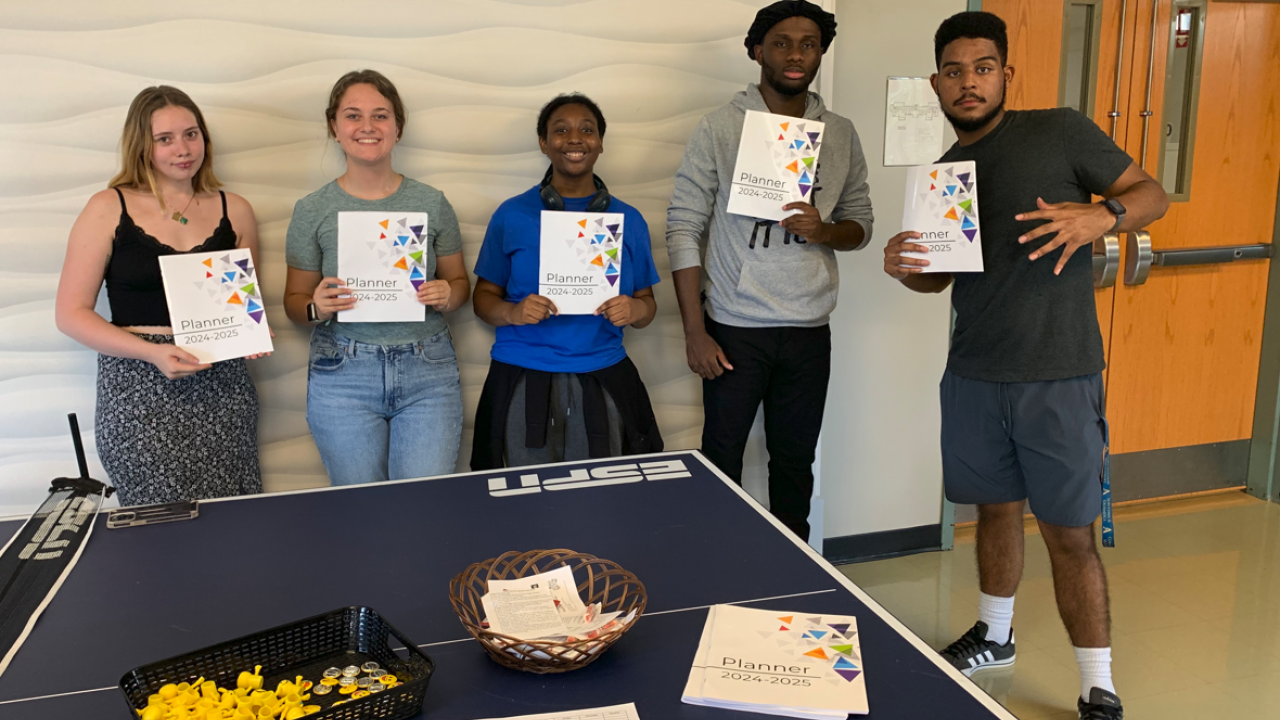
[449, 549, 647, 673]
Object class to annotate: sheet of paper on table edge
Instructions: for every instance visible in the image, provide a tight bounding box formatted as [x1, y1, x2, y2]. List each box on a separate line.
[475, 702, 641, 720]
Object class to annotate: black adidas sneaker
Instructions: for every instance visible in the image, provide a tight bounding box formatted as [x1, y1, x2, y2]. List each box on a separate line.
[1078, 688, 1123, 719]
[940, 621, 1016, 676]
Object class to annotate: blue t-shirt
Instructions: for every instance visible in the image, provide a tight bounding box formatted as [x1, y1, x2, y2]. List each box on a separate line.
[475, 186, 661, 373]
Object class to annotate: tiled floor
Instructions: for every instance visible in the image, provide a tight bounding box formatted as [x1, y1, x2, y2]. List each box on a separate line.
[838, 494, 1280, 719]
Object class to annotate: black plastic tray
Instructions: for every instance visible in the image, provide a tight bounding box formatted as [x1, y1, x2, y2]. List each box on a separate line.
[118, 606, 434, 719]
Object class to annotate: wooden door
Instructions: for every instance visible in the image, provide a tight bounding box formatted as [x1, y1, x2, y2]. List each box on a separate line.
[1106, 1, 1280, 468]
[982, 0, 1280, 500]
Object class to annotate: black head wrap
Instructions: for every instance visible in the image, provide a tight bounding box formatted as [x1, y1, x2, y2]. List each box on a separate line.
[744, 0, 837, 59]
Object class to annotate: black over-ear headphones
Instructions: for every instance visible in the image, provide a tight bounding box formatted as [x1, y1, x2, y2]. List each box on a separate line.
[539, 165, 612, 213]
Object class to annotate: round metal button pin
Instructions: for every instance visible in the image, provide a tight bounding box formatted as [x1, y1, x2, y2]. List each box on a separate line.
[342, 666, 360, 678]
[368, 683, 386, 693]
[360, 662, 381, 674]
[312, 684, 332, 696]
[322, 668, 342, 679]
[356, 677, 372, 689]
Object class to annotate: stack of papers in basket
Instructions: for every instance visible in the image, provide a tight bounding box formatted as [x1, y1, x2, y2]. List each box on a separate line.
[683, 604, 868, 719]
[480, 565, 635, 652]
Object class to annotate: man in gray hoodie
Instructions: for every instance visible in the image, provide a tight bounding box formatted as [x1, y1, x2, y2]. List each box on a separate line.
[666, 0, 873, 539]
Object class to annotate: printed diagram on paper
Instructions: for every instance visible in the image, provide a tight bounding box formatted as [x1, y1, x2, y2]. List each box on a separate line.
[884, 77, 945, 166]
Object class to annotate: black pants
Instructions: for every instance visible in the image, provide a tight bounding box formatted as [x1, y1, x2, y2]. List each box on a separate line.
[701, 316, 832, 539]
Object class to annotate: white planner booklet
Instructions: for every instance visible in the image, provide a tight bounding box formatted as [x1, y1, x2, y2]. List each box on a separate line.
[159, 248, 273, 363]
[337, 211, 430, 322]
[727, 110, 825, 222]
[539, 211, 624, 315]
[683, 604, 868, 719]
[900, 161, 984, 273]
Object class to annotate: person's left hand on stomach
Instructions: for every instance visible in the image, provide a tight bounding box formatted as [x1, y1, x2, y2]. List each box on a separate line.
[1018, 197, 1115, 275]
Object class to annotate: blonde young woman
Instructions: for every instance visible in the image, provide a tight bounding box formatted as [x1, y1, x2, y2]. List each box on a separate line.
[283, 70, 469, 485]
[55, 86, 265, 506]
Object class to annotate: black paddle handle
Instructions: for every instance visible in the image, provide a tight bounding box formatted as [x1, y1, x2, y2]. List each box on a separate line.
[67, 413, 90, 480]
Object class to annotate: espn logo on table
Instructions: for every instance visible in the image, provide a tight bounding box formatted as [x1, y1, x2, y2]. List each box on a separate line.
[17, 496, 95, 561]
[487, 460, 692, 497]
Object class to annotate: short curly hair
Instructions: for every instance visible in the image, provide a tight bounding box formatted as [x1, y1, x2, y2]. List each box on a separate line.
[934, 11, 1008, 68]
[744, 0, 838, 59]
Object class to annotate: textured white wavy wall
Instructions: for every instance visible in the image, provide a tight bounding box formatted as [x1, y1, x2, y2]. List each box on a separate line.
[0, 0, 799, 517]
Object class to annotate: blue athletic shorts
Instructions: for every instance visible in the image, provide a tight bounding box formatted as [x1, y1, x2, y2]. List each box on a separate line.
[940, 370, 1107, 528]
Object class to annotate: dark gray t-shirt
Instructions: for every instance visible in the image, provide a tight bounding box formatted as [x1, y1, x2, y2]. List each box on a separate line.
[286, 178, 463, 345]
[940, 109, 1131, 383]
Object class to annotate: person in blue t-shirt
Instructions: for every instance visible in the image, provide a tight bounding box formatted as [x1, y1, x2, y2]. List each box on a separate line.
[470, 93, 664, 469]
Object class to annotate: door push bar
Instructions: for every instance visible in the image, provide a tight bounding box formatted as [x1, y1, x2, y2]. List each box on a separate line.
[1123, 232, 1273, 285]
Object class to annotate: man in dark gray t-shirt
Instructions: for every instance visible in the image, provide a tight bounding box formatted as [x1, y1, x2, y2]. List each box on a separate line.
[941, 109, 1130, 383]
[883, 12, 1169, 720]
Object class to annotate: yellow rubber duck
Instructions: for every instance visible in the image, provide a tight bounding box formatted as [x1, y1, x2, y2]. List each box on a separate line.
[236, 666, 264, 692]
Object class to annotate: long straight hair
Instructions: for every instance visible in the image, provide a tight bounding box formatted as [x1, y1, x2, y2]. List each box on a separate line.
[108, 86, 221, 209]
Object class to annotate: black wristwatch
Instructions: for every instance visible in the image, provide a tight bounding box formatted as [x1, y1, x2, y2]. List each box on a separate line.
[306, 302, 323, 324]
[1100, 197, 1126, 232]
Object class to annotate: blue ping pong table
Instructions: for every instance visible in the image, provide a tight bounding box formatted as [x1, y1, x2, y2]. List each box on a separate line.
[0, 450, 1014, 719]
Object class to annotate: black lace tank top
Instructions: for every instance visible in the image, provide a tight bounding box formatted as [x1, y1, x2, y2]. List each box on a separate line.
[103, 187, 238, 327]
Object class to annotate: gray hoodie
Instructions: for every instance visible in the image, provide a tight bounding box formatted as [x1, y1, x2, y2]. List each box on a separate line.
[666, 84, 873, 328]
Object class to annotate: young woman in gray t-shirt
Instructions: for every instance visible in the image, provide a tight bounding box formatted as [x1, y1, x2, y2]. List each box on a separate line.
[282, 70, 470, 486]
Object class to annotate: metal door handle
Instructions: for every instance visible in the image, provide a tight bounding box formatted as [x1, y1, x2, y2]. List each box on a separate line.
[1107, 0, 1130, 140]
[1138, 2, 1160, 170]
[1123, 231, 1153, 285]
[1093, 233, 1120, 288]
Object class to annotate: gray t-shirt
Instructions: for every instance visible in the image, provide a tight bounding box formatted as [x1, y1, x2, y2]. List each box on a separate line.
[286, 178, 463, 345]
[940, 109, 1131, 382]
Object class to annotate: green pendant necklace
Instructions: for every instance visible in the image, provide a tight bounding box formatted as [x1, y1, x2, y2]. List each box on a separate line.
[169, 193, 195, 225]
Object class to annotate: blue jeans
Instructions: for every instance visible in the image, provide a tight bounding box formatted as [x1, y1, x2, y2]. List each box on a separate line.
[306, 325, 463, 485]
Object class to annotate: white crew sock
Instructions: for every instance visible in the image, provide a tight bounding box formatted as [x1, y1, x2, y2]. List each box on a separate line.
[1075, 646, 1116, 700]
[978, 592, 1015, 645]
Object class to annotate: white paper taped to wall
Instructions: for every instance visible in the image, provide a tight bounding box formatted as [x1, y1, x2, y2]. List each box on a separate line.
[884, 77, 945, 167]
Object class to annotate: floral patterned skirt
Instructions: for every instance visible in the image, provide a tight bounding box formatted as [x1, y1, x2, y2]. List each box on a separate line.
[95, 334, 262, 506]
